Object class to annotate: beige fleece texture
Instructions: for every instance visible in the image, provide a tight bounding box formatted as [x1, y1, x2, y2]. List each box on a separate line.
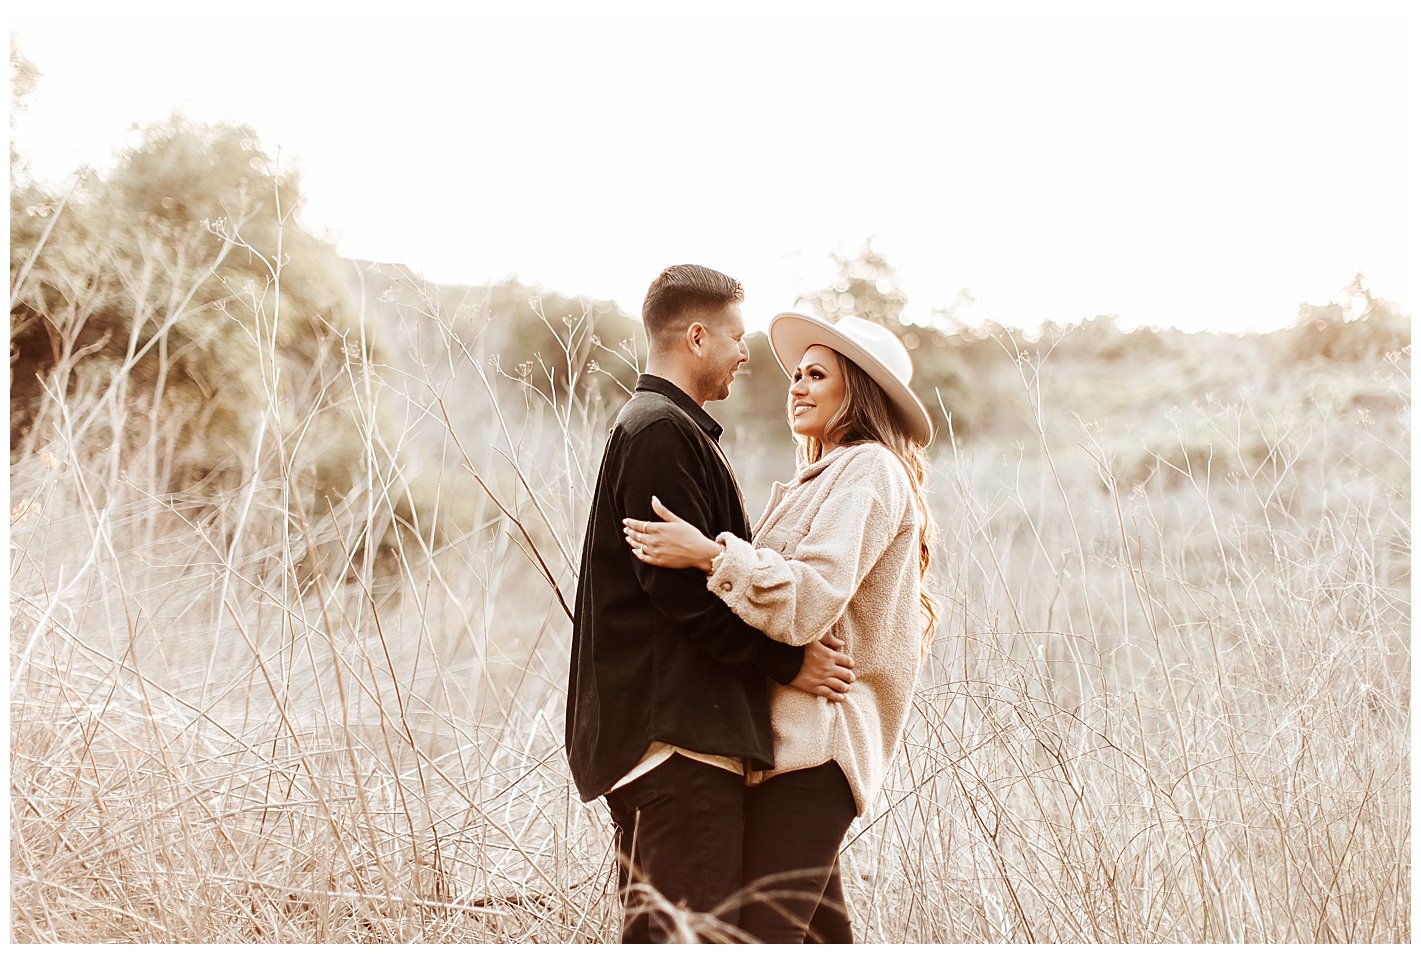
[707, 442, 924, 815]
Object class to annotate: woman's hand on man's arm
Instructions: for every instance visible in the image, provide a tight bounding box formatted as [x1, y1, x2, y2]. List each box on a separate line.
[624, 495, 856, 701]
[624, 495, 725, 573]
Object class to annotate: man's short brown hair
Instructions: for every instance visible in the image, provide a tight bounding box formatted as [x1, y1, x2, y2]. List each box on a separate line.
[642, 264, 744, 345]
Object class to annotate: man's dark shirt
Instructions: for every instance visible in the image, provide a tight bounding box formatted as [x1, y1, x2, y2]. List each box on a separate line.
[565, 374, 805, 802]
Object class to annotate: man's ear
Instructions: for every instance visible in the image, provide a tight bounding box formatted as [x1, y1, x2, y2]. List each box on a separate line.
[685, 321, 707, 357]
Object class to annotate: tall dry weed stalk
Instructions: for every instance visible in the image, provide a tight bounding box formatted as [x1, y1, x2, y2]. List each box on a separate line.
[9, 235, 1411, 941]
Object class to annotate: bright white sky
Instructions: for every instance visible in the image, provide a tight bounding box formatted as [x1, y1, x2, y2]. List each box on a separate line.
[8, 0, 1415, 333]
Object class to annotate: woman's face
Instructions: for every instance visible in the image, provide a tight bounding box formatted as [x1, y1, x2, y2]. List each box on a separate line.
[788, 345, 847, 447]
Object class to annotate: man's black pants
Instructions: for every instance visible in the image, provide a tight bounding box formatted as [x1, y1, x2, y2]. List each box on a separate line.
[603, 754, 746, 942]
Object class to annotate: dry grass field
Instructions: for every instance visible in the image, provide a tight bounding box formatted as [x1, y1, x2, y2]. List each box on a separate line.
[9, 264, 1410, 942]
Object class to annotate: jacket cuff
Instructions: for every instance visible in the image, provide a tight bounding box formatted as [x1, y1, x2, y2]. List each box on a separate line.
[707, 532, 758, 611]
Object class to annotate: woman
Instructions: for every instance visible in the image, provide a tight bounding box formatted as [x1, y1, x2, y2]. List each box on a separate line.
[623, 311, 937, 943]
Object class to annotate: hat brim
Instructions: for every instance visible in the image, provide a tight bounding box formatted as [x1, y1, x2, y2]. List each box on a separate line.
[767, 312, 934, 446]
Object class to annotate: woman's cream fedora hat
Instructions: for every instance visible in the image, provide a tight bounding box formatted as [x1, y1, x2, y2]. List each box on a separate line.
[767, 311, 934, 445]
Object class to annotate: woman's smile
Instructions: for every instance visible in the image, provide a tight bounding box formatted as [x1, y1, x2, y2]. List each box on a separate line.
[788, 345, 846, 445]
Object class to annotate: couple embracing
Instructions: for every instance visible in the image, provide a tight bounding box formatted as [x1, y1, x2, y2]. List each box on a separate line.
[565, 264, 936, 943]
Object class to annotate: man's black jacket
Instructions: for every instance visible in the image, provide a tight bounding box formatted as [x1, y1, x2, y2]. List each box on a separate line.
[565, 375, 804, 801]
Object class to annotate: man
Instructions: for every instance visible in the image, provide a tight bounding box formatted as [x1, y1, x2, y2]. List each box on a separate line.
[565, 264, 856, 942]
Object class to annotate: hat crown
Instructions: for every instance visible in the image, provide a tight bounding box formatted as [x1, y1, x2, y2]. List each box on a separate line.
[830, 315, 913, 384]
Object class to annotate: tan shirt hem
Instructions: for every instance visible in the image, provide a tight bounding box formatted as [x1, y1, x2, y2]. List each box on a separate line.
[606, 741, 745, 793]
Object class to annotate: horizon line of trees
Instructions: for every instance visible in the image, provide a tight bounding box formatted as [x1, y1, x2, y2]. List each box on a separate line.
[11, 43, 1409, 526]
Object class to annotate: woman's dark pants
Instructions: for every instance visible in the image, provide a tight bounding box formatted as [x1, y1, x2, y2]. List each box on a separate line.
[740, 760, 858, 943]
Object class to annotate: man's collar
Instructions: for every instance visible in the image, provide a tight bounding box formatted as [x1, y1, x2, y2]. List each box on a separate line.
[635, 374, 724, 440]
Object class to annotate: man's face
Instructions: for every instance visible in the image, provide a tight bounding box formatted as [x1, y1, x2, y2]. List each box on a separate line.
[694, 302, 750, 403]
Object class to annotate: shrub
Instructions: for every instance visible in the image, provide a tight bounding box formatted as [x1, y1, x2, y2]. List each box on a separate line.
[10, 116, 379, 515]
[1279, 276, 1409, 365]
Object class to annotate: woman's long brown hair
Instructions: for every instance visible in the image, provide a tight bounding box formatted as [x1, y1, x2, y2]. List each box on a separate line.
[788, 352, 939, 645]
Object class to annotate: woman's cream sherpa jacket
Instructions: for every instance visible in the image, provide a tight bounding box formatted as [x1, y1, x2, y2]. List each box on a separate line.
[706, 442, 924, 815]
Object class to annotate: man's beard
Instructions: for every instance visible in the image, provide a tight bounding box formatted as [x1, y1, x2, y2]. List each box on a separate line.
[696, 366, 734, 402]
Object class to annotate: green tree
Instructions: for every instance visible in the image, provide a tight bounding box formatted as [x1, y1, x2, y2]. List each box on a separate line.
[1281, 273, 1410, 364]
[796, 238, 908, 328]
[10, 114, 377, 510]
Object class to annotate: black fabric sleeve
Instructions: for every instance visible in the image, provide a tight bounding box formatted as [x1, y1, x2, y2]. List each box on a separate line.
[615, 419, 804, 684]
